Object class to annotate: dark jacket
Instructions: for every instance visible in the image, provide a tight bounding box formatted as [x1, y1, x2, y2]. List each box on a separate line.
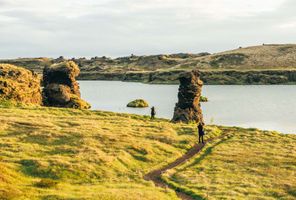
[198, 124, 205, 136]
[151, 107, 156, 115]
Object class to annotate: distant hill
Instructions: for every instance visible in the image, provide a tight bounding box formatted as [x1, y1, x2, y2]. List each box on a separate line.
[192, 44, 296, 70]
[1, 44, 296, 84]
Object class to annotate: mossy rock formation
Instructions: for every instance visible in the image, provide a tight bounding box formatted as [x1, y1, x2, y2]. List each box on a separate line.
[127, 99, 149, 108]
[0, 64, 42, 105]
[172, 70, 204, 123]
[43, 61, 90, 109]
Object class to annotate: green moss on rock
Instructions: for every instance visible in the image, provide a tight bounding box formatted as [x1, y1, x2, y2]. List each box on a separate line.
[68, 95, 91, 109]
[200, 96, 208, 102]
[0, 64, 42, 105]
[127, 99, 149, 108]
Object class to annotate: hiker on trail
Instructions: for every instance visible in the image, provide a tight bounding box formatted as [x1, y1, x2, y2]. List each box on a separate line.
[198, 122, 205, 144]
[151, 106, 156, 119]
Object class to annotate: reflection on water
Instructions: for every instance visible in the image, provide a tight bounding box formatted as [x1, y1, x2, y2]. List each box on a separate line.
[79, 81, 296, 134]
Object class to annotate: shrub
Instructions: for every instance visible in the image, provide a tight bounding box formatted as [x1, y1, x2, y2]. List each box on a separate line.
[35, 179, 58, 188]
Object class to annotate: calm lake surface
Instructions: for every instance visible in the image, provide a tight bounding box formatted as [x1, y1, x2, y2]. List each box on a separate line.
[79, 81, 296, 134]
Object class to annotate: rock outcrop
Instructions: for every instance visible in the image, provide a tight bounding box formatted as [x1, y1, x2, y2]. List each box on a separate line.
[0, 64, 42, 105]
[43, 61, 90, 109]
[127, 99, 149, 108]
[172, 70, 204, 123]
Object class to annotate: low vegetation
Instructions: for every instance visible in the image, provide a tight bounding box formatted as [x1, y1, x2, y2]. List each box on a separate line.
[1, 103, 295, 199]
[34, 179, 59, 188]
[0, 102, 222, 200]
[127, 99, 149, 108]
[199, 96, 208, 102]
[162, 127, 296, 199]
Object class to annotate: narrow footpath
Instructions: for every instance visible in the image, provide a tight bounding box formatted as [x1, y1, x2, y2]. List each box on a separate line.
[144, 135, 225, 200]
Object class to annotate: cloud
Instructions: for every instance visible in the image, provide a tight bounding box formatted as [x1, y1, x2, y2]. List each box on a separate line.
[0, 0, 295, 58]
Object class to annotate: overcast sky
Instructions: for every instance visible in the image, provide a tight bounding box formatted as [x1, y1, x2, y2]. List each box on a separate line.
[0, 0, 295, 58]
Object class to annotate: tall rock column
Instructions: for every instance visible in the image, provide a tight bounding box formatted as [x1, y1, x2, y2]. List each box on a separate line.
[172, 70, 204, 123]
[43, 61, 90, 109]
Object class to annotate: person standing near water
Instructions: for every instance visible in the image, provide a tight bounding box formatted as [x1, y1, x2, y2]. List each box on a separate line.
[151, 106, 156, 119]
[198, 122, 205, 144]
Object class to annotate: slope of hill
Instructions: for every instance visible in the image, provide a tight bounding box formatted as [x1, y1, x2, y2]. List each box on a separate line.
[162, 126, 296, 199]
[0, 103, 222, 200]
[178, 44, 296, 70]
[1, 44, 296, 84]
[0, 103, 295, 199]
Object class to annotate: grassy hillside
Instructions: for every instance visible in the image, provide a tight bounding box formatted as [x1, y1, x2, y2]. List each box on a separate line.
[178, 44, 296, 70]
[1, 103, 296, 199]
[1, 44, 296, 84]
[0, 103, 222, 200]
[162, 127, 296, 199]
[1, 44, 295, 200]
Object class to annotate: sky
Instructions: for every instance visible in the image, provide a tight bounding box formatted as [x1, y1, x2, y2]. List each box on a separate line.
[0, 0, 295, 58]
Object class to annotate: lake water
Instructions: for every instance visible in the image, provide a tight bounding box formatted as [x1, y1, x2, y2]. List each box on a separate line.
[79, 81, 296, 134]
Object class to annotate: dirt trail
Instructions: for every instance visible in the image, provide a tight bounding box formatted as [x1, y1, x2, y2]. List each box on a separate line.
[144, 135, 225, 200]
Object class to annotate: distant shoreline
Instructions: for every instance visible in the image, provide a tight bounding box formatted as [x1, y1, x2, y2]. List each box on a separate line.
[2, 44, 296, 85]
[78, 69, 296, 85]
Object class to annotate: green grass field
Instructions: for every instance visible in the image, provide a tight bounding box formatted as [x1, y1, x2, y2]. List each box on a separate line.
[162, 127, 296, 199]
[0, 103, 222, 200]
[0, 103, 295, 200]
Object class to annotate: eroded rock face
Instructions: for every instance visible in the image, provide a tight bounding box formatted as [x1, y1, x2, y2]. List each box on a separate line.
[43, 61, 90, 109]
[172, 70, 204, 123]
[0, 64, 42, 105]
